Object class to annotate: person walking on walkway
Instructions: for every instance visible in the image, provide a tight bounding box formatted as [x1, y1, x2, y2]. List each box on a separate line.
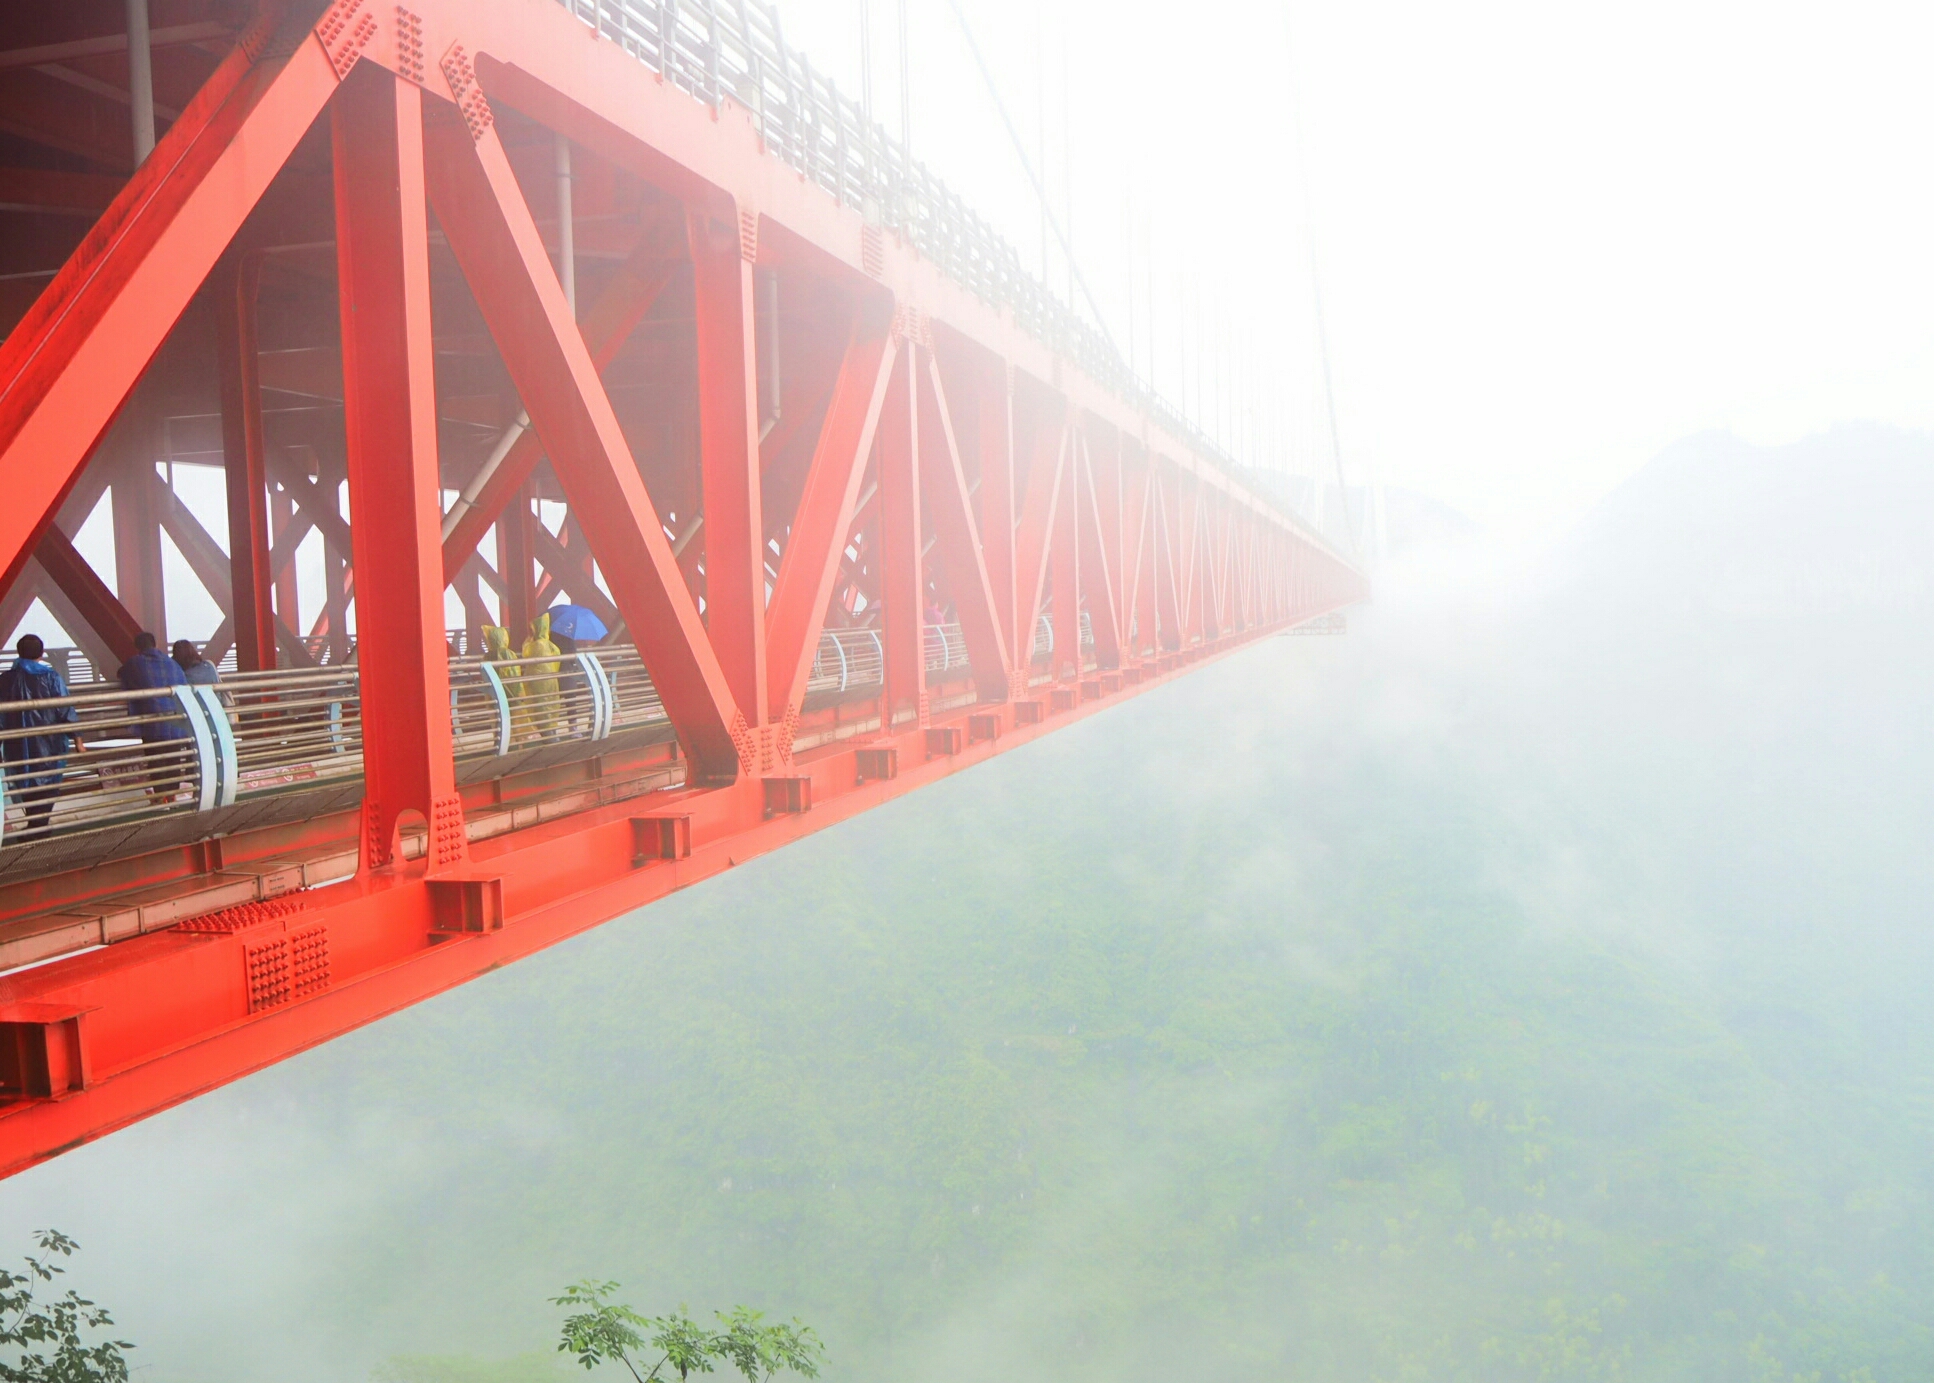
[118, 632, 188, 801]
[171, 639, 220, 689]
[483, 624, 537, 744]
[0, 634, 83, 833]
[519, 614, 564, 741]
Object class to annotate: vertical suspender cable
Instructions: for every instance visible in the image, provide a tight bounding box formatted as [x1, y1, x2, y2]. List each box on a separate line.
[942, 0, 1119, 352]
[896, 0, 910, 150]
[1278, 4, 1358, 557]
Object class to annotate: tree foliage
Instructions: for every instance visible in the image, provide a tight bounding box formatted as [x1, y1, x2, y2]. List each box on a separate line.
[553, 1284, 820, 1383]
[0, 1232, 131, 1383]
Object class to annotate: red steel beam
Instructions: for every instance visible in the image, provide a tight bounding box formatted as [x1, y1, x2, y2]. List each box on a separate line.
[1074, 433, 1121, 670]
[0, 0, 1367, 1182]
[688, 207, 767, 732]
[437, 242, 682, 588]
[333, 65, 468, 873]
[1012, 412, 1067, 670]
[916, 348, 1009, 698]
[32, 522, 141, 664]
[764, 313, 896, 727]
[497, 482, 535, 637]
[529, 515, 620, 631]
[875, 334, 923, 722]
[214, 250, 277, 671]
[0, 634, 1325, 1181]
[0, 24, 338, 597]
[421, 97, 742, 782]
[1047, 428, 1081, 683]
[970, 361, 1020, 693]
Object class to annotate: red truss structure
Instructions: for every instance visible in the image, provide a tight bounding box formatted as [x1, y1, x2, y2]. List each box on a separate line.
[0, 0, 1364, 1177]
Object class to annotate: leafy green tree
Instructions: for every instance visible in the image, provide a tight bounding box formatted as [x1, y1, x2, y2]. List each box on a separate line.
[553, 1283, 821, 1383]
[0, 1231, 131, 1383]
[708, 1307, 822, 1383]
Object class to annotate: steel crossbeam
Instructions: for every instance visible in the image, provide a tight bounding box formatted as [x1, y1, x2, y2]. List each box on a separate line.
[0, 0, 1364, 1176]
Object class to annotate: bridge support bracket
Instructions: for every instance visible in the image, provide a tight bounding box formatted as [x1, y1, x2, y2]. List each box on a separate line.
[923, 727, 963, 759]
[427, 875, 504, 934]
[854, 747, 898, 784]
[630, 815, 693, 865]
[0, 1005, 90, 1101]
[762, 777, 812, 818]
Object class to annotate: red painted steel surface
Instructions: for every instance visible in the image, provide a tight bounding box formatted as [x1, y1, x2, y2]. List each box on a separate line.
[0, 0, 1365, 1178]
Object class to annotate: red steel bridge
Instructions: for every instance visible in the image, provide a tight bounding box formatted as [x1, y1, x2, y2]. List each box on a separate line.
[0, 0, 1364, 1177]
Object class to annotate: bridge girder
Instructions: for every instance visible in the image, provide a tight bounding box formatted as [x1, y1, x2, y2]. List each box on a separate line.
[0, 0, 1365, 1177]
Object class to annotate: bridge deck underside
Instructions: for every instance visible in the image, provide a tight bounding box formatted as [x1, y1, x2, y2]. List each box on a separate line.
[0, 0, 1365, 1176]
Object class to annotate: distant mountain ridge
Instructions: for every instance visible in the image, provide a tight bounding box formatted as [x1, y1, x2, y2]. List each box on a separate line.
[1547, 424, 1934, 623]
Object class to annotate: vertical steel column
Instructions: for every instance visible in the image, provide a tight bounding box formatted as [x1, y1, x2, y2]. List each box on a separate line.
[1012, 407, 1067, 677]
[214, 252, 277, 671]
[876, 336, 923, 723]
[498, 482, 535, 638]
[1048, 426, 1080, 681]
[1074, 438, 1120, 669]
[688, 206, 767, 732]
[975, 361, 1018, 697]
[1178, 476, 1204, 645]
[111, 429, 165, 637]
[332, 66, 466, 873]
[915, 350, 1007, 698]
[268, 484, 300, 637]
[321, 528, 350, 664]
[1153, 469, 1180, 650]
[1125, 453, 1156, 660]
[1100, 435, 1126, 650]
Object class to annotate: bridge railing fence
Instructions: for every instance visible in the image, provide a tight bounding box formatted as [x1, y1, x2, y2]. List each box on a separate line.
[0, 622, 999, 847]
[552, 0, 1250, 481]
[1028, 612, 1096, 664]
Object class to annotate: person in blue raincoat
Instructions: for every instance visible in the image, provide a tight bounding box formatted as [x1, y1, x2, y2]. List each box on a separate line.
[117, 631, 188, 801]
[0, 634, 83, 833]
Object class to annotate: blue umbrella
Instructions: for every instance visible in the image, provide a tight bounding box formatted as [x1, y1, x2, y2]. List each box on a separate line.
[545, 604, 608, 642]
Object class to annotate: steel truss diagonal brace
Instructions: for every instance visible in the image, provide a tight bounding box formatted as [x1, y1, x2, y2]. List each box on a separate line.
[917, 351, 1010, 694]
[1074, 433, 1121, 669]
[765, 314, 897, 725]
[421, 104, 743, 782]
[0, 28, 342, 595]
[1013, 416, 1069, 663]
[439, 242, 682, 587]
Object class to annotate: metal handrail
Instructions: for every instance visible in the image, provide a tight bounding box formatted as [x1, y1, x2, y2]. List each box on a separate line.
[0, 621, 986, 847]
[1029, 611, 1096, 662]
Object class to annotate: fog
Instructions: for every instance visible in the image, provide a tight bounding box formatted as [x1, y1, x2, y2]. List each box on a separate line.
[6, 0, 1934, 1375]
[769, 0, 1934, 536]
[2, 425, 1928, 1379]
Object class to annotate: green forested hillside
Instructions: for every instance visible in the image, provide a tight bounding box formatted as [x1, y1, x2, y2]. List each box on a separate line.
[331, 635, 1928, 1383]
[3, 433, 1930, 1382]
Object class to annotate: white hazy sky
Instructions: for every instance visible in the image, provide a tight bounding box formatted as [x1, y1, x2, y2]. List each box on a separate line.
[770, 0, 1934, 538]
[33, 0, 1934, 648]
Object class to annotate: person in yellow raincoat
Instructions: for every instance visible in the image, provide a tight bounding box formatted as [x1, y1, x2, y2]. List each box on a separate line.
[482, 625, 533, 744]
[519, 613, 564, 741]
